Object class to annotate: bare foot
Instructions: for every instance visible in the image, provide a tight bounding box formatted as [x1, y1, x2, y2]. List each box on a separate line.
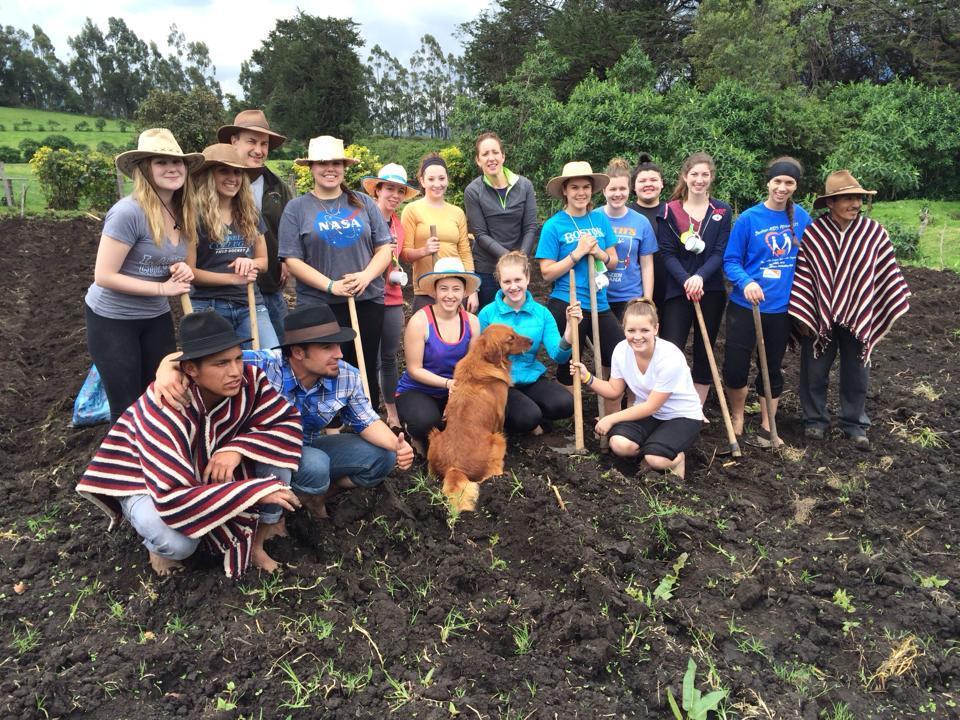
[531, 425, 544, 436]
[250, 547, 281, 573]
[669, 453, 686, 480]
[260, 517, 288, 541]
[149, 552, 184, 577]
[298, 493, 329, 520]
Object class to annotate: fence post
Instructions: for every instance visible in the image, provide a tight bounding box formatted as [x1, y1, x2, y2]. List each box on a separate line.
[2, 179, 13, 208]
[20, 183, 27, 218]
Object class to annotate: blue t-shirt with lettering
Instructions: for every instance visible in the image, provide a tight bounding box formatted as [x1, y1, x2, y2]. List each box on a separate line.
[535, 208, 617, 311]
[602, 207, 658, 302]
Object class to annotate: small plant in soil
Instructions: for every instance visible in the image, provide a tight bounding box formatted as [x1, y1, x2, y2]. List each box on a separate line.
[917, 574, 949, 589]
[667, 658, 728, 720]
[439, 608, 477, 643]
[13, 619, 40, 654]
[510, 620, 533, 655]
[25, 504, 60, 541]
[654, 552, 689, 601]
[833, 589, 857, 613]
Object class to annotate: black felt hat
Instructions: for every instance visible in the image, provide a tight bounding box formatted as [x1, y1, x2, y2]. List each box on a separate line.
[282, 304, 356, 346]
[175, 310, 251, 361]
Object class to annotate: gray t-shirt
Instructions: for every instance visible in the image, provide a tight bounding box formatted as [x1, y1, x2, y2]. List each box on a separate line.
[278, 191, 389, 306]
[191, 216, 267, 304]
[84, 196, 187, 319]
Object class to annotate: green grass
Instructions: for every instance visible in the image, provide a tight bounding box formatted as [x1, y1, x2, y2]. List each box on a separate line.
[0, 106, 136, 156]
[868, 199, 960, 272]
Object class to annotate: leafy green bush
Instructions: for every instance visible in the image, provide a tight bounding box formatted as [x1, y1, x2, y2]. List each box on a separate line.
[29, 147, 116, 210]
[74, 120, 91, 131]
[0, 146, 20, 163]
[291, 144, 382, 195]
[19, 138, 40, 162]
[40, 134, 76, 151]
[885, 222, 921, 261]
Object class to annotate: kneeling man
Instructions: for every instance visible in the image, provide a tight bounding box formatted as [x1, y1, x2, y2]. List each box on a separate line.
[77, 312, 303, 577]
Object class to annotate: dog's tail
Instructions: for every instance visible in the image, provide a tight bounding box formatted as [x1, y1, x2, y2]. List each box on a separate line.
[442, 468, 479, 513]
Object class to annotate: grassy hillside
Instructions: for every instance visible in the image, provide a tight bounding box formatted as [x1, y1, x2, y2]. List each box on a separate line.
[869, 199, 960, 272]
[0, 107, 136, 156]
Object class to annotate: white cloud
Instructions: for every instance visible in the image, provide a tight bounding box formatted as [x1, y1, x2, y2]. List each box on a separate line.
[3, 0, 490, 96]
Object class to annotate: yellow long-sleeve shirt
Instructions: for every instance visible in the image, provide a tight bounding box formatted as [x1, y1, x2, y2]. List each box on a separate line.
[400, 199, 474, 296]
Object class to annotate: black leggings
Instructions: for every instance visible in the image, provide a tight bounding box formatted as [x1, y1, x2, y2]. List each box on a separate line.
[326, 300, 384, 409]
[505, 378, 573, 433]
[659, 291, 726, 386]
[395, 390, 448, 445]
[85, 306, 177, 423]
[722, 303, 791, 397]
[547, 298, 622, 385]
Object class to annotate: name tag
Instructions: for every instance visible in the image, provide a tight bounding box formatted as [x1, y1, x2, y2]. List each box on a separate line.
[762, 268, 781, 279]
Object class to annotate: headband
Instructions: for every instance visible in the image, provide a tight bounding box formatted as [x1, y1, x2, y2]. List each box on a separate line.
[420, 156, 447, 175]
[768, 161, 802, 182]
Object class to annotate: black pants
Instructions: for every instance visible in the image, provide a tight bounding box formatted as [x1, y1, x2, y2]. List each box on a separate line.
[505, 378, 573, 433]
[85, 306, 177, 423]
[722, 303, 791, 397]
[327, 300, 384, 409]
[659, 291, 725, 386]
[799, 326, 870, 436]
[396, 390, 448, 445]
[547, 298, 621, 385]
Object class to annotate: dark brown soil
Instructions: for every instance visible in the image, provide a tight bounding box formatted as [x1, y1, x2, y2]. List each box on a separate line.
[1, 218, 958, 719]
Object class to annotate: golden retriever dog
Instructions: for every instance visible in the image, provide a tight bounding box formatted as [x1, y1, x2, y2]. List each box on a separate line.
[428, 324, 532, 512]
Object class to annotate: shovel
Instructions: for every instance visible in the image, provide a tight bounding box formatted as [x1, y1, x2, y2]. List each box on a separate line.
[752, 302, 782, 447]
[587, 261, 608, 451]
[569, 270, 585, 453]
[693, 300, 741, 458]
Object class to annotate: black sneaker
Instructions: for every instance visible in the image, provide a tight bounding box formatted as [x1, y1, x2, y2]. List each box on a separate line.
[847, 434, 870, 450]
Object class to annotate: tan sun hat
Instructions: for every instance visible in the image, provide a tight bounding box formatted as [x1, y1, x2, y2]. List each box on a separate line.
[115, 128, 204, 179]
[416, 257, 481, 297]
[361, 163, 420, 201]
[813, 169, 877, 209]
[545, 161, 609, 199]
[216, 109, 287, 151]
[192, 144, 262, 178]
[295, 136, 359, 167]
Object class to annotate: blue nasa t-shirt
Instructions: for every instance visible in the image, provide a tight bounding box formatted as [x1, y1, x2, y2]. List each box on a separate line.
[535, 208, 617, 311]
[278, 191, 390, 305]
[723, 201, 812, 313]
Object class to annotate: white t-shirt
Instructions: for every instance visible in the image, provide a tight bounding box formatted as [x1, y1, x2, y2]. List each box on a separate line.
[251, 174, 265, 210]
[610, 338, 703, 421]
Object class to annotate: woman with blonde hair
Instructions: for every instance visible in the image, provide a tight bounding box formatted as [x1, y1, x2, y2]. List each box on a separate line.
[85, 128, 201, 422]
[187, 143, 279, 349]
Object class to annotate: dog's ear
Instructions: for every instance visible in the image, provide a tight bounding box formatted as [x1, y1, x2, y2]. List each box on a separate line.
[481, 332, 505, 367]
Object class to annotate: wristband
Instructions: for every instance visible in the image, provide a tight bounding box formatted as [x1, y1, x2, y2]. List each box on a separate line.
[568, 252, 578, 264]
[327, 279, 334, 294]
[587, 373, 595, 386]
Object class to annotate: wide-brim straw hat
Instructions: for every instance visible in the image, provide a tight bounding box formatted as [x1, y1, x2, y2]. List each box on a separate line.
[192, 144, 262, 178]
[813, 169, 877, 209]
[545, 161, 609, 199]
[295, 136, 359, 167]
[174, 310, 251, 362]
[217, 109, 286, 151]
[115, 128, 204, 179]
[416, 257, 481, 297]
[361, 163, 420, 201]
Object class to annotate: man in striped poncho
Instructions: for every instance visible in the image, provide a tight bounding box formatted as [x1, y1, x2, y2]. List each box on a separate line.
[788, 170, 911, 450]
[77, 312, 303, 577]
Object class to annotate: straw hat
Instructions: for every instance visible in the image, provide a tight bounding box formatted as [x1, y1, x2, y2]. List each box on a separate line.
[217, 109, 286, 151]
[813, 170, 877, 209]
[416, 257, 481, 297]
[295, 136, 359, 167]
[545, 161, 609, 199]
[115, 128, 204, 179]
[192, 144, 262, 178]
[361, 163, 420, 201]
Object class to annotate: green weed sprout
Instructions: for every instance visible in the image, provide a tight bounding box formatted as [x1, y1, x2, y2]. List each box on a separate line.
[667, 658, 728, 720]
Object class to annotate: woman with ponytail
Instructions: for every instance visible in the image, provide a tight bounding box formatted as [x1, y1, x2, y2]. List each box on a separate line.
[722, 156, 811, 445]
[85, 128, 201, 422]
[628, 153, 667, 315]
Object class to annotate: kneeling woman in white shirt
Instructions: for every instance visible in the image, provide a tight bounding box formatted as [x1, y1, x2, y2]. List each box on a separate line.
[573, 298, 702, 478]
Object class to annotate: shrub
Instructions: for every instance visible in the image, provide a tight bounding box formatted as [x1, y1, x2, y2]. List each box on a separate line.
[74, 120, 91, 132]
[0, 124, 5, 131]
[40, 134, 75, 151]
[118, 120, 129, 133]
[95, 118, 107, 132]
[291, 143, 382, 195]
[0, 146, 21, 163]
[886, 222, 921, 261]
[439, 145, 470, 207]
[96, 141, 117, 154]
[19, 138, 40, 162]
[29, 147, 116, 210]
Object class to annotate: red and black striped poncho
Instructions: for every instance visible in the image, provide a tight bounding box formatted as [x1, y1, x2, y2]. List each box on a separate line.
[76, 363, 303, 578]
[789, 213, 911, 364]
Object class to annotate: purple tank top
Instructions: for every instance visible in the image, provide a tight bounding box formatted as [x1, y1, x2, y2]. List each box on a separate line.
[395, 306, 472, 398]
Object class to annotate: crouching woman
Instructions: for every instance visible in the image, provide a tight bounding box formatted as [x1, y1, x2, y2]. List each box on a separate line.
[572, 298, 702, 479]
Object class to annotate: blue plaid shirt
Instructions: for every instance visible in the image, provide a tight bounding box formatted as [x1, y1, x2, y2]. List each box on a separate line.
[243, 350, 379, 444]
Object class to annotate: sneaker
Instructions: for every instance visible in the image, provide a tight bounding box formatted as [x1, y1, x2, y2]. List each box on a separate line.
[848, 434, 870, 451]
[804, 426, 825, 440]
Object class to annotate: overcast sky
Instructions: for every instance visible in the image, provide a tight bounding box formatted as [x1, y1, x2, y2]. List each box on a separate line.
[2, 0, 490, 96]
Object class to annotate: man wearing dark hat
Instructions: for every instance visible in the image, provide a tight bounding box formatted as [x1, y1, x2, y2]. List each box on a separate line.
[219, 109, 293, 341]
[155, 304, 414, 519]
[77, 312, 303, 577]
[789, 170, 911, 450]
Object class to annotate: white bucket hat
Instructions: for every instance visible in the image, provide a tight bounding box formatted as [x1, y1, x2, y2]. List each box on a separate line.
[416, 257, 481, 297]
[115, 128, 204, 179]
[545, 160, 609, 199]
[294, 136, 359, 167]
[361, 163, 420, 201]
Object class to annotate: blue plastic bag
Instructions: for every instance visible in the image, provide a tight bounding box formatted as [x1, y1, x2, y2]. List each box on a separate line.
[72, 365, 111, 427]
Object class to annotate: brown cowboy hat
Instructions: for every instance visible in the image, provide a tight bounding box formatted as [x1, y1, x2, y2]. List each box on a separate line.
[545, 161, 609, 199]
[115, 128, 204, 179]
[813, 170, 877, 209]
[217, 109, 287, 151]
[191, 143, 262, 178]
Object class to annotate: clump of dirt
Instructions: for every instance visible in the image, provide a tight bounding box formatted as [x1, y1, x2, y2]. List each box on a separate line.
[1, 219, 958, 719]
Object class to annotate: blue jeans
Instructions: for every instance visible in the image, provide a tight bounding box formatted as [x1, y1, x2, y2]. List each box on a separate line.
[191, 297, 280, 350]
[477, 272, 499, 310]
[261, 290, 289, 343]
[293, 434, 396, 496]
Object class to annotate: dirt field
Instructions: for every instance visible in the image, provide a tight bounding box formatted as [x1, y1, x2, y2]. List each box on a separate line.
[1, 218, 957, 719]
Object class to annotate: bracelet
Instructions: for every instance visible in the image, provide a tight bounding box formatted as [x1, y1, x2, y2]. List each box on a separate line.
[583, 370, 592, 385]
[444, 379, 450, 389]
[326, 279, 334, 293]
[568, 252, 579, 264]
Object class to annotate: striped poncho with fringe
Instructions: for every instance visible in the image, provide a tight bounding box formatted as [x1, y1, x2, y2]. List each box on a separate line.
[788, 213, 911, 364]
[76, 364, 303, 578]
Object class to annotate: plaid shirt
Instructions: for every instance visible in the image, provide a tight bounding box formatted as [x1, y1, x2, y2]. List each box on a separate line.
[243, 350, 379, 444]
